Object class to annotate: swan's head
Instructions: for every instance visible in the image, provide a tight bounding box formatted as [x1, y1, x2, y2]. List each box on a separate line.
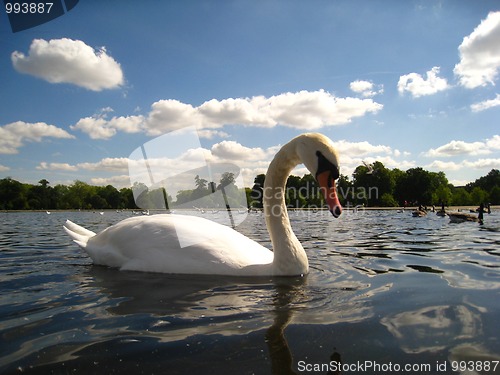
[296, 133, 342, 218]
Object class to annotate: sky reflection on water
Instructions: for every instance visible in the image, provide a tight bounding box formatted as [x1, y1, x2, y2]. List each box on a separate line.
[0, 209, 499, 374]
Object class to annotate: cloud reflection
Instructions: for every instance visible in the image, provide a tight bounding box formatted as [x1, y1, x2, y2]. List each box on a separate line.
[381, 304, 483, 354]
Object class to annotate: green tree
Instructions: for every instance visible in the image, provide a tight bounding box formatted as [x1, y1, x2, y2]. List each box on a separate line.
[467, 169, 499, 192]
[250, 174, 265, 208]
[52, 184, 70, 209]
[466, 169, 499, 205]
[470, 186, 489, 205]
[428, 171, 451, 205]
[120, 187, 136, 208]
[0, 178, 28, 209]
[66, 180, 92, 209]
[89, 194, 108, 209]
[432, 184, 453, 206]
[352, 161, 395, 206]
[394, 167, 433, 205]
[451, 187, 471, 206]
[489, 186, 500, 204]
[380, 192, 398, 207]
[99, 185, 121, 208]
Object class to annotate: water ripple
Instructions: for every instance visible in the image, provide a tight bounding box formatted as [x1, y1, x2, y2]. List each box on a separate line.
[1, 209, 499, 373]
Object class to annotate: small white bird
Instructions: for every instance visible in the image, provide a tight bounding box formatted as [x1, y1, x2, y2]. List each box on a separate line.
[362, 161, 374, 174]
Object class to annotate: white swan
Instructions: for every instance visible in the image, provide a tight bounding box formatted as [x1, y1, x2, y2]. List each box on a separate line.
[63, 133, 342, 276]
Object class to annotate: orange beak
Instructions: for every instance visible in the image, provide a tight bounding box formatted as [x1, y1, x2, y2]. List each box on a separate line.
[317, 170, 342, 218]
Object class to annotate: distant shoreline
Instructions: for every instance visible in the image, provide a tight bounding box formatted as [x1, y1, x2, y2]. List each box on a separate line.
[1, 206, 497, 213]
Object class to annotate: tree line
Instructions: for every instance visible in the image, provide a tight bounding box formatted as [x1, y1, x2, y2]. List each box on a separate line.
[250, 165, 499, 208]
[0, 178, 137, 210]
[344, 164, 499, 208]
[0, 166, 498, 210]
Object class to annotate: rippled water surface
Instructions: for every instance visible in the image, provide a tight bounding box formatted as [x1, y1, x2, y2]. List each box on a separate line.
[1, 209, 499, 374]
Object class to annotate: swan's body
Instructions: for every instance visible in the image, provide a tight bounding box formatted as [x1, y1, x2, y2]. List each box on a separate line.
[64, 133, 342, 276]
[64, 215, 273, 275]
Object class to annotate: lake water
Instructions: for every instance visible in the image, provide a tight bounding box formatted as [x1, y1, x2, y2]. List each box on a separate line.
[1, 209, 499, 374]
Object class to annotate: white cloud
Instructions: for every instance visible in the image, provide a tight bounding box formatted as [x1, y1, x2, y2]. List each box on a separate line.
[465, 158, 500, 169]
[425, 160, 462, 172]
[470, 94, 500, 112]
[332, 140, 392, 156]
[37, 162, 78, 171]
[454, 11, 500, 89]
[77, 157, 131, 172]
[361, 156, 416, 171]
[143, 90, 383, 135]
[0, 164, 10, 172]
[70, 109, 144, 140]
[486, 134, 500, 150]
[398, 67, 449, 98]
[349, 80, 383, 97]
[264, 90, 383, 128]
[71, 90, 383, 140]
[426, 158, 500, 172]
[107, 115, 143, 133]
[90, 175, 131, 187]
[423, 135, 500, 157]
[198, 97, 274, 128]
[350, 80, 373, 93]
[424, 140, 488, 157]
[145, 99, 200, 135]
[71, 117, 115, 140]
[195, 129, 229, 139]
[11, 38, 124, 91]
[448, 179, 470, 187]
[211, 140, 269, 161]
[0, 121, 75, 154]
[37, 157, 132, 173]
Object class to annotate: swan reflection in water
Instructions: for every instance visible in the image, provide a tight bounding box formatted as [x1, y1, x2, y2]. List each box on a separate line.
[63, 267, 347, 374]
[265, 282, 343, 375]
[19, 265, 500, 374]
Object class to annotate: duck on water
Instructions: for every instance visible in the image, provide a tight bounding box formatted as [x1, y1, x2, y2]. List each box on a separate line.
[448, 203, 485, 224]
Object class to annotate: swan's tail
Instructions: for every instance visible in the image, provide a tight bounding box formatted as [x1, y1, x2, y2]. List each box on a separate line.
[63, 220, 96, 249]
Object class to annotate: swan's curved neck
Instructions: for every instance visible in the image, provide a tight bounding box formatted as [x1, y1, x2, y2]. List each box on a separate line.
[264, 140, 308, 276]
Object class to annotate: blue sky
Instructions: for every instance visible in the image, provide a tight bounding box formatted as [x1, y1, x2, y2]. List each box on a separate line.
[1, 0, 499, 191]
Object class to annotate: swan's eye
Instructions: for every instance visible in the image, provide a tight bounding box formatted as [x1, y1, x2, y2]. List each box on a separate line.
[315, 151, 339, 181]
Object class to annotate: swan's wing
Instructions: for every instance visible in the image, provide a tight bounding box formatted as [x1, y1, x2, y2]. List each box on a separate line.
[82, 215, 273, 275]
